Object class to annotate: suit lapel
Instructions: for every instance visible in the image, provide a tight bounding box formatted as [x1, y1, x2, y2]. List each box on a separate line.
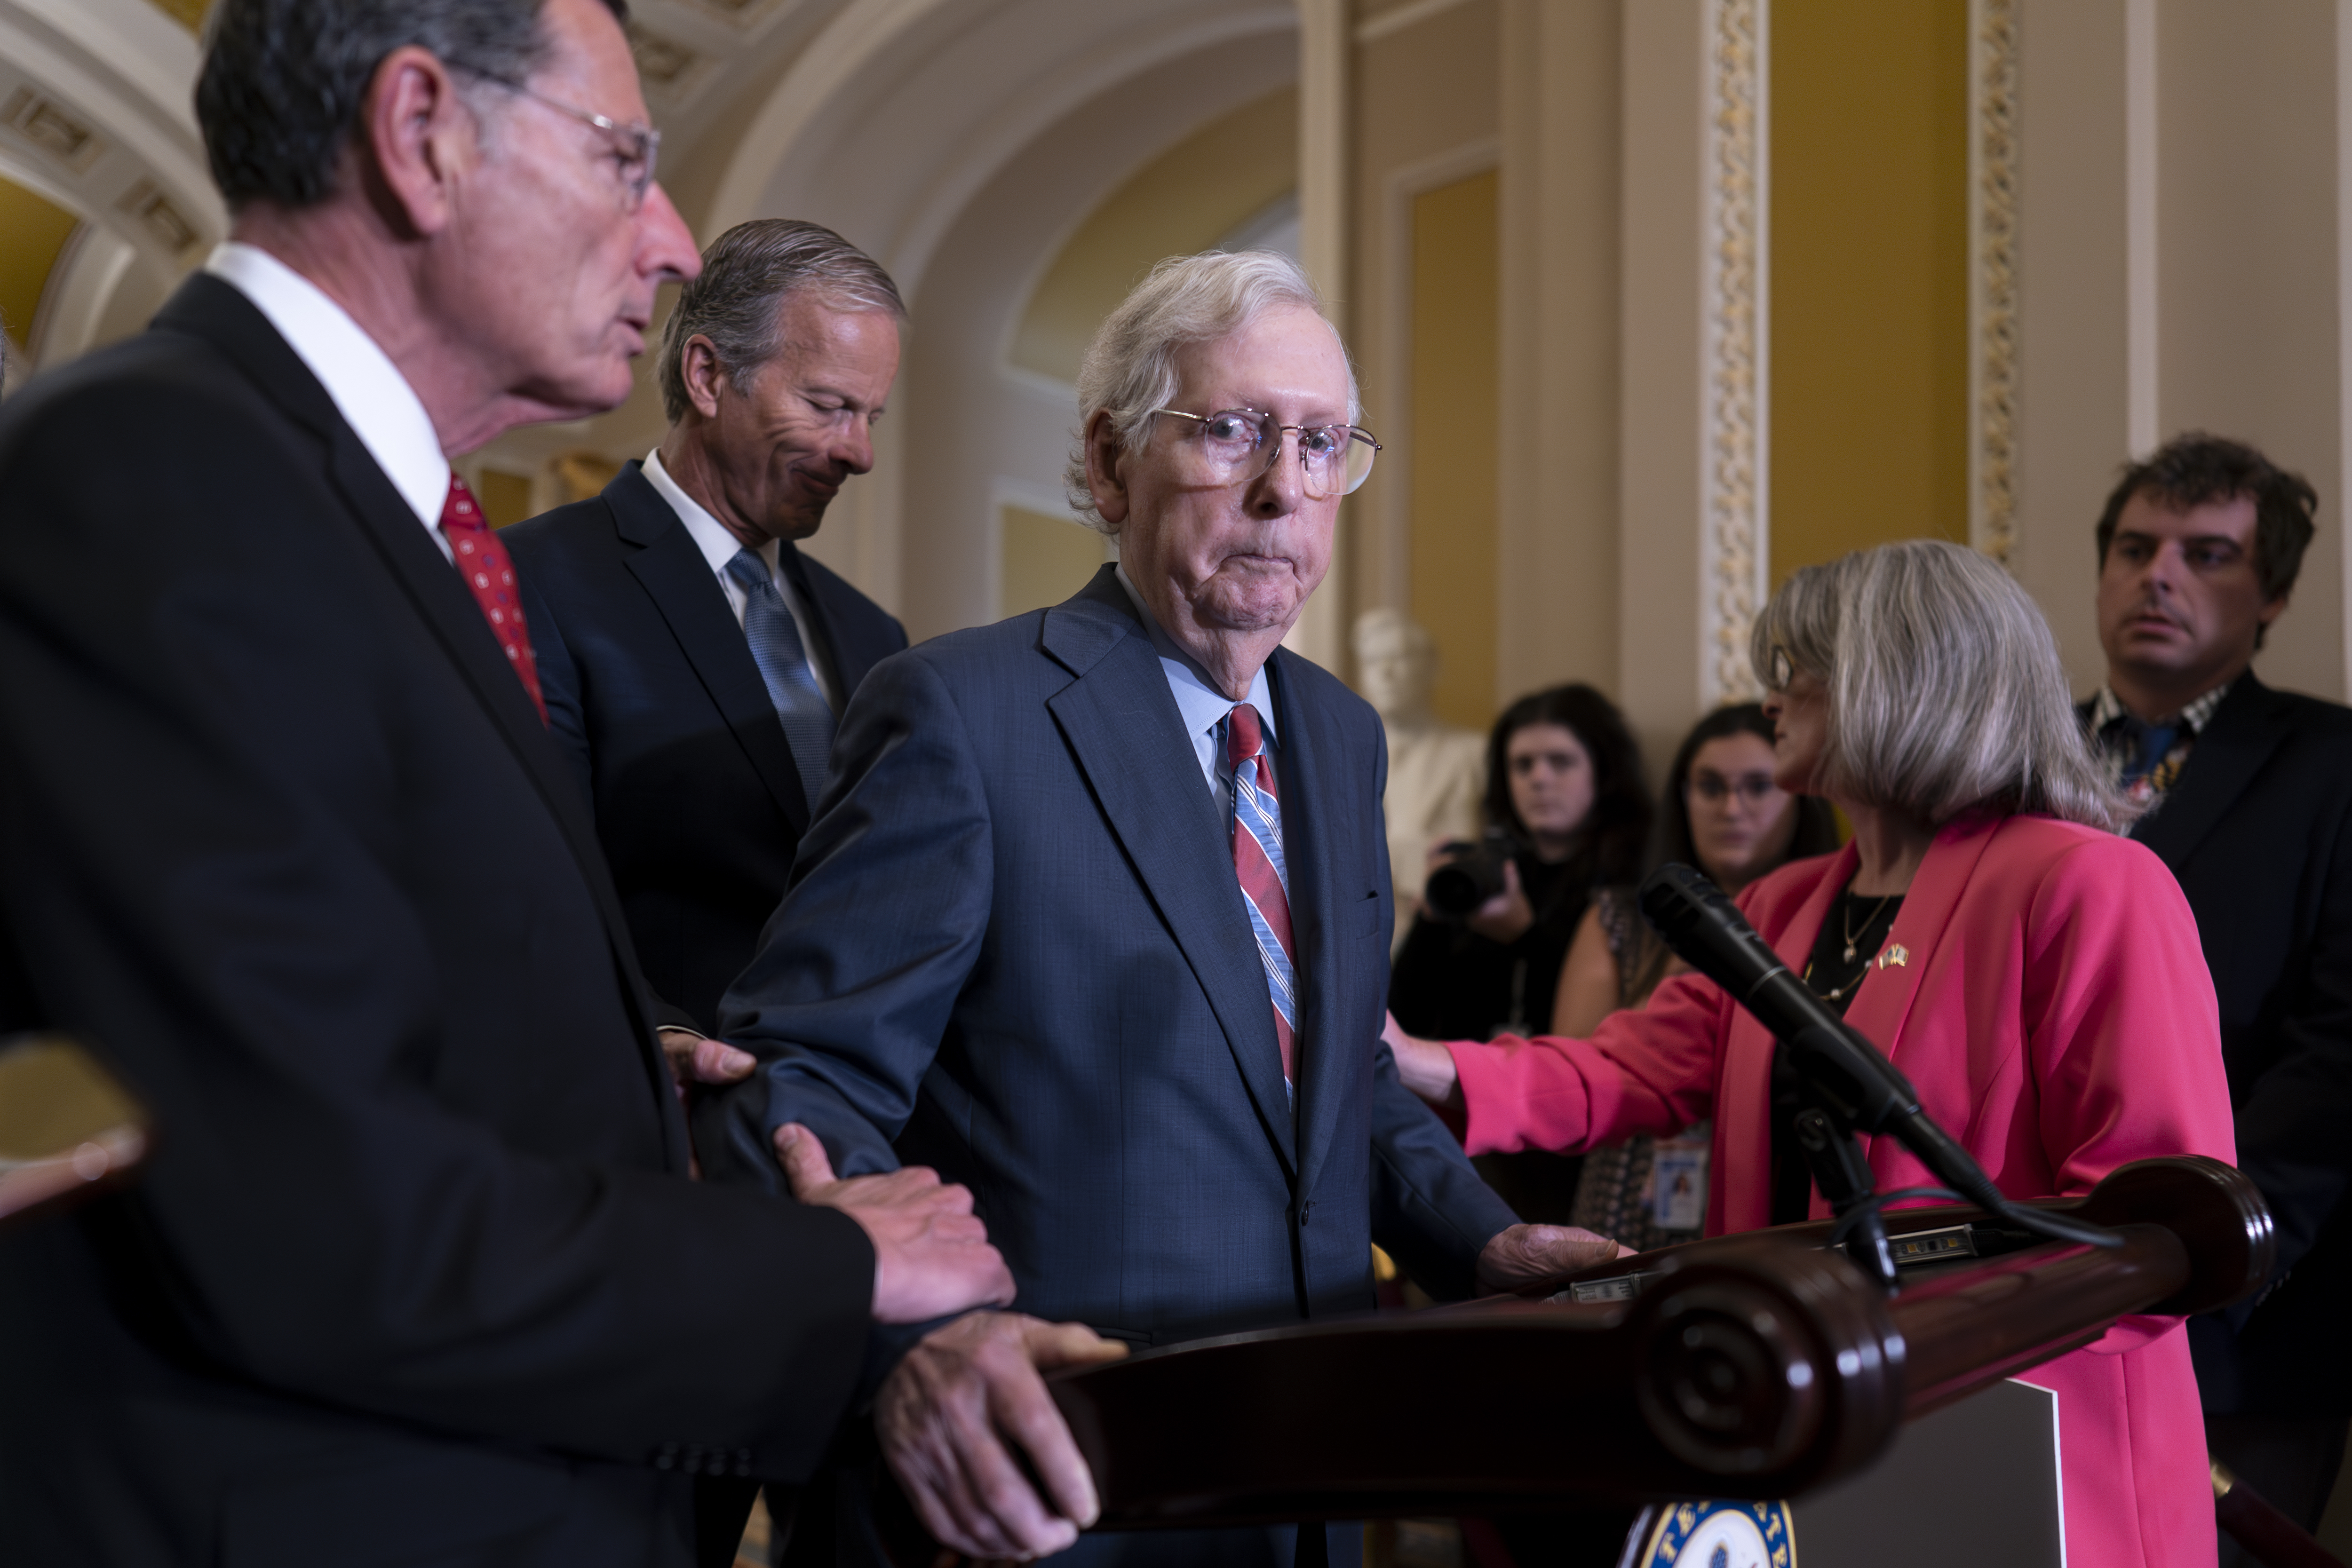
[159, 277, 683, 1156]
[2130, 677, 2291, 868]
[607, 467, 811, 833]
[1042, 570, 1298, 1174]
[1274, 651, 1353, 1200]
[778, 545, 870, 693]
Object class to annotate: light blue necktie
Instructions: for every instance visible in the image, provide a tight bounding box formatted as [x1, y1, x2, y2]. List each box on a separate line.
[725, 548, 835, 811]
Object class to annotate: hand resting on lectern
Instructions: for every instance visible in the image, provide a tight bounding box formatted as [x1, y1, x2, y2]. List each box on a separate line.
[773, 1124, 1128, 1558]
[773, 1123, 1015, 1323]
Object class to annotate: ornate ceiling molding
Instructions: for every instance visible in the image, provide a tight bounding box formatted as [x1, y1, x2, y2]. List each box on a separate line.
[0, 0, 220, 271]
[1969, 0, 2020, 568]
[707, 0, 1293, 298]
[1700, 0, 1768, 708]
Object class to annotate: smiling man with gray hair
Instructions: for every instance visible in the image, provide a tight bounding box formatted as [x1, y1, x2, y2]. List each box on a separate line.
[506, 219, 912, 1043]
[703, 250, 1619, 1565]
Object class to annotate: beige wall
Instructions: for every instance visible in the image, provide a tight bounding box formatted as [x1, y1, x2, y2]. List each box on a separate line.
[1347, 0, 1501, 704]
[1617, 0, 1708, 772]
[2009, 0, 2131, 690]
[2153, 0, 2344, 701]
[1012, 87, 1298, 385]
[2008, 0, 2350, 703]
[1000, 505, 1110, 618]
[1495, 0, 1623, 715]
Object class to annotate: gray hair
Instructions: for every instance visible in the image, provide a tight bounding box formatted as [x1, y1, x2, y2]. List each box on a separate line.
[1063, 250, 1360, 535]
[1750, 539, 2128, 831]
[658, 220, 906, 424]
[196, 0, 624, 211]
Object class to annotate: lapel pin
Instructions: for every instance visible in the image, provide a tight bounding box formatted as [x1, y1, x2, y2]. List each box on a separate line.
[1875, 943, 1909, 970]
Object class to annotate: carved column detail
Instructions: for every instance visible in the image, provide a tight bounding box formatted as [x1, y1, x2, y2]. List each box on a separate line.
[1970, 0, 2020, 566]
[1701, 0, 1769, 706]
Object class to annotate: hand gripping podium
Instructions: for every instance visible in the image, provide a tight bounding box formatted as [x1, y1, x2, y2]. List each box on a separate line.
[1041, 1156, 2270, 1544]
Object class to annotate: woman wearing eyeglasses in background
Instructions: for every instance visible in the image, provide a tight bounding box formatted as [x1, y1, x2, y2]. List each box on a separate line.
[1555, 704, 1842, 1251]
[1387, 540, 2233, 1568]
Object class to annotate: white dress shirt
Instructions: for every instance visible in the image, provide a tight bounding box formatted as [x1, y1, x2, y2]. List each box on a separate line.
[640, 449, 842, 712]
[1114, 564, 1278, 807]
[203, 242, 453, 561]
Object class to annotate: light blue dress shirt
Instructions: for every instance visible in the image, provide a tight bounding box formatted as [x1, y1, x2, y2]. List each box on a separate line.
[1113, 565, 1279, 815]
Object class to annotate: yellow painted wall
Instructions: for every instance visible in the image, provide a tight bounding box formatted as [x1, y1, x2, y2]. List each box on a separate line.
[1768, 0, 1969, 587]
[0, 178, 81, 355]
[1000, 506, 1106, 619]
[477, 469, 536, 530]
[1408, 170, 1500, 734]
[144, 0, 211, 31]
[1010, 87, 1298, 384]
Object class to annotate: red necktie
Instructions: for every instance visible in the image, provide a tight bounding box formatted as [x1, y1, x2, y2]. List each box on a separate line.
[1227, 704, 1297, 1086]
[438, 476, 547, 725]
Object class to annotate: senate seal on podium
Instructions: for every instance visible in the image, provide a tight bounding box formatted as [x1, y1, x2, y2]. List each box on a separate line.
[1626, 1499, 1795, 1568]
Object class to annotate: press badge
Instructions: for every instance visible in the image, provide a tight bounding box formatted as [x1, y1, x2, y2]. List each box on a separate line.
[1650, 1140, 1709, 1231]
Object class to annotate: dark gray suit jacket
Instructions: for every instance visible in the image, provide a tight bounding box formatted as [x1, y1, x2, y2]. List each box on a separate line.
[507, 465, 907, 1034]
[706, 566, 1516, 1345]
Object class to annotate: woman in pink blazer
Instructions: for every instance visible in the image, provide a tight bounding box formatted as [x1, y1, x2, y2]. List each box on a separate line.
[1393, 541, 2234, 1568]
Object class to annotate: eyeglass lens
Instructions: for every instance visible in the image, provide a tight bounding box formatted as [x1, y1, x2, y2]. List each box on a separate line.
[1184, 411, 1378, 497]
[1688, 773, 1778, 805]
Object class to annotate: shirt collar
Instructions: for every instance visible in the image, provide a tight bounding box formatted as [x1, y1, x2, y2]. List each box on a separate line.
[642, 449, 778, 578]
[1113, 563, 1277, 746]
[2092, 678, 2234, 735]
[202, 242, 449, 531]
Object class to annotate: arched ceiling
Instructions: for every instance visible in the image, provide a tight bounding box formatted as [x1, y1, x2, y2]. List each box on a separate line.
[1010, 84, 1298, 384]
[709, 0, 1296, 300]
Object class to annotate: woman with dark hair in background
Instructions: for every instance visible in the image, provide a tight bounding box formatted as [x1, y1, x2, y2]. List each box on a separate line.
[1558, 703, 1843, 1251]
[1387, 683, 1651, 1221]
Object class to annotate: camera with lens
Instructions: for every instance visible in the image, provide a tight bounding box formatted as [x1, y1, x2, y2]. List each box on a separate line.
[1422, 832, 1519, 921]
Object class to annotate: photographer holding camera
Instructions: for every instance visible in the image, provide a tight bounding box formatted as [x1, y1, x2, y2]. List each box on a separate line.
[1388, 684, 1651, 1221]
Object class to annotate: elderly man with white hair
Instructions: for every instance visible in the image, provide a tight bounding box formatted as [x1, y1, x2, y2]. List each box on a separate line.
[703, 251, 1614, 1564]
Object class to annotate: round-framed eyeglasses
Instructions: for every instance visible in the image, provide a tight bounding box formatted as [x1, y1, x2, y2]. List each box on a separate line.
[492, 80, 661, 209]
[1145, 407, 1381, 498]
[1687, 772, 1780, 806]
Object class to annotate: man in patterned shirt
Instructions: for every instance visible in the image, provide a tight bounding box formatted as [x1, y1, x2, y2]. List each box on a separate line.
[2079, 432, 2352, 1557]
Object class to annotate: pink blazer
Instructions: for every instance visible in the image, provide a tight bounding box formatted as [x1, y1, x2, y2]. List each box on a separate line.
[1449, 814, 2234, 1568]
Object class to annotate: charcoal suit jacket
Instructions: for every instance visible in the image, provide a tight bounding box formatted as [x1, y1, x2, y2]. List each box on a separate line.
[0, 275, 874, 1568]
[505, 465, 907, 1034]
[2088, 675, 2352, 1415]
[704, 565, 1517, 1346]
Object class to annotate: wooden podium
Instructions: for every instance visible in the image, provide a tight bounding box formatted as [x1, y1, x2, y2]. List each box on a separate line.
[1040, 1156, 2269, 1536]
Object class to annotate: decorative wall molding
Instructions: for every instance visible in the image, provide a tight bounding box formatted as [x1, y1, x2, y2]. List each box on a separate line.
[1699, 0, 1768, 708]
[1969, 0, 2020, 567]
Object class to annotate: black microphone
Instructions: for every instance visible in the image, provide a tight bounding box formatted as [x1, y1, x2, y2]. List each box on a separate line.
[1637, 862, 2119, 1250]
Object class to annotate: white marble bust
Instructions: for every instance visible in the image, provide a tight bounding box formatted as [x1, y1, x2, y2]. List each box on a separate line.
[1353, 609, 1487, 950]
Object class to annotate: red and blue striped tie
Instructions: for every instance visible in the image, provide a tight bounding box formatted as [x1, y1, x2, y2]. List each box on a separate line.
[1227, 704, 1297, 1087]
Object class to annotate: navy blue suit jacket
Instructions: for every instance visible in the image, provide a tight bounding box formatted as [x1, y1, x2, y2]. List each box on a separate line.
[506, 464, 907, 1033]
[705, 566, 1516, 1345]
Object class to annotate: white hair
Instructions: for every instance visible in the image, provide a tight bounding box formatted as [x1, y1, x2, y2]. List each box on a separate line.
[1063, 250, 1361, 535]
[1750, 539, 2129, 831]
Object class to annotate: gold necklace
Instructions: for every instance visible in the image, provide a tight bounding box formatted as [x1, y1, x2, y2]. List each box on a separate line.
[1803, 959, 1870, 1005]
[1841, 892, 1896, 963]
